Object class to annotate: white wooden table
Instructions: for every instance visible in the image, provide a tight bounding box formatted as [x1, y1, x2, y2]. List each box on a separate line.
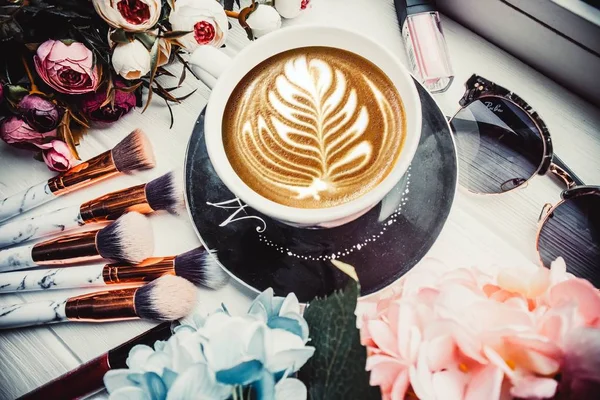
[1, 0, 599, 398]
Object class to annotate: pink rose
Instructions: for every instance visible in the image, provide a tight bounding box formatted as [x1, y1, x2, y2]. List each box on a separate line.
[34, 40, 100, 94]
[81, 79, 136, 122]
[37, 140, 77, 172]
[0, 84, 4, 104]
[0, 116, 56, 149]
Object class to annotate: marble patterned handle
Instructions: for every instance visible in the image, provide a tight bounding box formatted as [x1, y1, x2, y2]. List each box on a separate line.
[0, 243, 35, 272]
[0, 205, 84, 249]
[0, 298, 68, 329]
[0, 265, 106, 293]
[0, 182, 55, 224]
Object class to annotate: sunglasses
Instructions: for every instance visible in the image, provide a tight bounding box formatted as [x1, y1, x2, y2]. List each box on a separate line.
[448, 74, 599, 287]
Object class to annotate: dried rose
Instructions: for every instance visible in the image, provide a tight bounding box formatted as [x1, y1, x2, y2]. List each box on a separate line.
[247, 5, 282, 38]
[0, 116, 56, 148]
[17, 95, 62, 133]
[169, 0, 228, 51]
[34, 40, 100, 94]
[93, 0, 161, 32]
[37, 140, 77, 172]
[81, 80, 136, 122]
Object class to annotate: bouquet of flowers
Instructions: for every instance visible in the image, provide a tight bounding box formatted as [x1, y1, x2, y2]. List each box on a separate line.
[0, 0, 310, 171]
[104, 289, 315, 400]
[359, 258, 600, 400]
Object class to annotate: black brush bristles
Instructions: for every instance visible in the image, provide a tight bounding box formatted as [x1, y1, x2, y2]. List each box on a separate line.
[112, 129, 156, 172]
[96, 212, 154, 263]
[174, 247, 229, 289]
[134, 275, 197, 321]
[145, 171, 185, 214]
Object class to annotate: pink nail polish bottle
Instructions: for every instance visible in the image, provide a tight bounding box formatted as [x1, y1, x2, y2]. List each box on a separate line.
[395, 0, 454, 93]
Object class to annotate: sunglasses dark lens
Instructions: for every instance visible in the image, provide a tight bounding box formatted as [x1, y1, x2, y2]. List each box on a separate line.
[450, 97, 545, 194]
[538, 193, 600, 288]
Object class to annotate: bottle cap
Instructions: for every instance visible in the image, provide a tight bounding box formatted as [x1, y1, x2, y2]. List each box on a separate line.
[394, 0, 438, 26]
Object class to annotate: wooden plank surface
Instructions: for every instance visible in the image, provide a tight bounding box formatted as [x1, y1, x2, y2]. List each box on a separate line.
[1, 0, 599, 398]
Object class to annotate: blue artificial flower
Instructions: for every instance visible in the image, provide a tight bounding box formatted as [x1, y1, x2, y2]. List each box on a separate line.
[248, 288, 309, 343]
[104, 289, 314, 400]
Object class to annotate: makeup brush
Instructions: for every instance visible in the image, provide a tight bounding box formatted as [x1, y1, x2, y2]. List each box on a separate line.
[0, 247, 228, 293]
[0, 275, 196, 330]
[0, 171, 183, 248]
[0, 129, 155, 223]
[19, 322, 174, 400]
[0, 212, 153, 272]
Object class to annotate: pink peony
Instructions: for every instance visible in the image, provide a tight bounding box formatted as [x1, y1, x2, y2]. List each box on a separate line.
[37, 140, 76, 172]
[359, 258, 600, 400]
[81, 79, 136, 122]
[34, 40, 100, 94]
[0, 116, 56, 148]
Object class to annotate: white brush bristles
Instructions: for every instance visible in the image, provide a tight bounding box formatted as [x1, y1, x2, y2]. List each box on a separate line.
[134, 275, 197, 321]
[96, 212, 154, 263]
[174, 247, 229, 289]
[202, 252, 229, 289]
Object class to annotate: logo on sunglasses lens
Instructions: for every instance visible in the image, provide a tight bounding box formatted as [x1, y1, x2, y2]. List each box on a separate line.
[484, 101, 504, 113]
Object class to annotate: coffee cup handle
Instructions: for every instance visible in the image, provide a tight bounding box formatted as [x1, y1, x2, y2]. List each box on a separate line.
[188, 46, 232, 90]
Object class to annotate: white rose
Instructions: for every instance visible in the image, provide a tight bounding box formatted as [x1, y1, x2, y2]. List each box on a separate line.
[112, 39, 151, 80]
[275, 0, 302, 19]
[247, 5, 282, 38]
[93, 0, 161, 32]
[169, 0, 228, 51]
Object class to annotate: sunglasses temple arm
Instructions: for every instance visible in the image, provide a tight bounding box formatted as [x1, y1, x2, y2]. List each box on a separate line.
[549, 156, 585, 188]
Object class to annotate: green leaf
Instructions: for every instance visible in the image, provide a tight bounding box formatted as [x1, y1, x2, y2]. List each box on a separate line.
[299, 280, 380, 400]
[109, 29, 131, 45]
[135, 32, 157, 51]
[5, 84, 28, 102]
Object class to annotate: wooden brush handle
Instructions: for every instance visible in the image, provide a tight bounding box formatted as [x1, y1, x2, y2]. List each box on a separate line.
[18, 354, 110, 400]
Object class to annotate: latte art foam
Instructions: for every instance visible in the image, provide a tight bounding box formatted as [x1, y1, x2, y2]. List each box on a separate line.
[223, 47, 406, 208]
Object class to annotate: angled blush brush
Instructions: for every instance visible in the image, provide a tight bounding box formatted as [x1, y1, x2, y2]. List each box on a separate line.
[0, 212, 153, 272]
[0, 171, 183, 248]
[18, 322, 174, 400]
[0, 275, 196, 330]
[0, 247, 228, 293]
[0, 129, 155, 223]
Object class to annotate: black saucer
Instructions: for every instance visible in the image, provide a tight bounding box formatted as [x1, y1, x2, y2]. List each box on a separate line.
[185, 80, 457, 302]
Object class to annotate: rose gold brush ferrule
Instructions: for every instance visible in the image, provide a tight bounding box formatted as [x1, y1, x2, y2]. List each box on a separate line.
[102, 257, 176, 285]
[64, 288, 138, 322]
[31, 230, 100, 265]
[80, 184, 152, 223]
[48, 151, 118, 195]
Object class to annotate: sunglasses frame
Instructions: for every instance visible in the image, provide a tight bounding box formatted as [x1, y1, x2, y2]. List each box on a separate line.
[451, 74, 599, 279]
[450, 74, 554, 193]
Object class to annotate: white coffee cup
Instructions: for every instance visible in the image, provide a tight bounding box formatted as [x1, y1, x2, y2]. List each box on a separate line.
[189, 26, 421, 228]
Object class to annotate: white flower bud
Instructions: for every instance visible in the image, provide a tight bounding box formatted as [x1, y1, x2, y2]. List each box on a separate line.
[247, 5, 282, 38]
[275, 0, 303, 19]
[112, 39, 151, 80]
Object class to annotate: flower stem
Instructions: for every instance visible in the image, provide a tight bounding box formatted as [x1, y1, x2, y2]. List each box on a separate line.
[21, 56, 43, 95]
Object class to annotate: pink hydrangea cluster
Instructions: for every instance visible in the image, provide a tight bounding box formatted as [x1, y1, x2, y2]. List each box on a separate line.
[359, 258, 600, 400]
